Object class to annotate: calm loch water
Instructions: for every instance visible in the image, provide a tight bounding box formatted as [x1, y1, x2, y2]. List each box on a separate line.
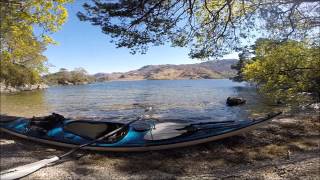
[0, 79, 275, 122]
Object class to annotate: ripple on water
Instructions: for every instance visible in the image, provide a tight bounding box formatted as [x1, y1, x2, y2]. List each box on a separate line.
[0, 80, 276, 122]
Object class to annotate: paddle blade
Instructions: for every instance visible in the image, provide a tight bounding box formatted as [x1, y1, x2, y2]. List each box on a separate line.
[0, 156, 59, 180]
[144, 122, 189, 140]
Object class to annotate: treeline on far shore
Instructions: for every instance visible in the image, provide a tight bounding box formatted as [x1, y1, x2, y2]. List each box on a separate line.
[43, 68, 95, 86]
[0, 63, 95, 93]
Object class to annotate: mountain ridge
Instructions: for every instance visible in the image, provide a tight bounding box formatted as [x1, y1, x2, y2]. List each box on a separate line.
[95, 59, 238, 81]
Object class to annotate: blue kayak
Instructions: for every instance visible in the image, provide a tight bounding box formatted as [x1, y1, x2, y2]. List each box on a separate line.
[0, 112, 281, 151]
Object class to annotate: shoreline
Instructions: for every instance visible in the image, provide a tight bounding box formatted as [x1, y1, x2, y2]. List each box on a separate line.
[0, 83, 48, 94]
[1, 114, 319, 179]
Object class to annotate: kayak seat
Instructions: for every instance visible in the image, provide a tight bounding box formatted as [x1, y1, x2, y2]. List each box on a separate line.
[63, 121, 129, 143]
[64, 121, 110, 139]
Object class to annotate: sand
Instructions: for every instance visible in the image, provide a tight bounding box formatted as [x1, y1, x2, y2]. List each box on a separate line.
[1, 114, 319, 180]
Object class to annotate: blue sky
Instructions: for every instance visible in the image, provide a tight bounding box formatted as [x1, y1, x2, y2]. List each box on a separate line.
[44, 1, 238, 74]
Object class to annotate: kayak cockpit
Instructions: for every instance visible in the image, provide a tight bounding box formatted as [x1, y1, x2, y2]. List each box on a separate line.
[63, 121, 128, 143]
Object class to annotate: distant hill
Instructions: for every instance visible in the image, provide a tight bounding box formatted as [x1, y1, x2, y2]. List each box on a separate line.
[95, 59, 238, 81]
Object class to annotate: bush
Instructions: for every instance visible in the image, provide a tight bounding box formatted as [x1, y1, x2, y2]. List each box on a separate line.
[43, 68, 95, 85]
[0, 60, 41, 86]
[243, 40, 320, 103]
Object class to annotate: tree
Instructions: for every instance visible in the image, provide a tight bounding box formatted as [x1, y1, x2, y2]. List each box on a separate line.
[70, 68, 89, 83]
[44, 67, 95, 85]
[1, 0, 71, 48]
[231, 47, 251, 81]
[243, 39, 320, 103]
[0, 60, 41, 86]
[0, 0, 71, 86]
[77, 0, 320, 58]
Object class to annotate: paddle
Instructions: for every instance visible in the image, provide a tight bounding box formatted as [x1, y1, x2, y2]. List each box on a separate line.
[0, 107, 153, 180]
[144, 112, 282, 141]
[143, 121, 238, 140]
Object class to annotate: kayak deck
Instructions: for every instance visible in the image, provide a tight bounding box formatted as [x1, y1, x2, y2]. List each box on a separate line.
[0, 112, 281, 151]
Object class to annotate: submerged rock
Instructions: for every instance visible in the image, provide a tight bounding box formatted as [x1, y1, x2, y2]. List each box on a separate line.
[226, 97, 246, 106]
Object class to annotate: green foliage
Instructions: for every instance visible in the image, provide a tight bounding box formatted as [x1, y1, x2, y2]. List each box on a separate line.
[44, 68, 95, 85]
[0, 0, 71, 86]
[1, 1, 71, 46]
[243, 39, 320, 103]
[231, 48, 251, 82]
[0, 60, 41, 86]
[78, 0, 319, 58]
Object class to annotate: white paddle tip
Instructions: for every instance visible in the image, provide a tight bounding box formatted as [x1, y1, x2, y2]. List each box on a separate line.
[0, 156, 59, 180]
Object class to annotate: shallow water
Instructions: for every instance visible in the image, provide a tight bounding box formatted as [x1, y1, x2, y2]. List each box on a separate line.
[0, 79, 275, 122]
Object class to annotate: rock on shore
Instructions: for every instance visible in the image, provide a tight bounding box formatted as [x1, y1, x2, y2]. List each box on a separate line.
[226, 97, 246, 106]
[60, 81, 89, 85]
[0, 83, 48, 93]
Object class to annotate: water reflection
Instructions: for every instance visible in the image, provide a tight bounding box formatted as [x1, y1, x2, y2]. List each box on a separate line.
[233, 86, 275, 117]
[0, 80, 276, 122]
[0, 90, 51, 117]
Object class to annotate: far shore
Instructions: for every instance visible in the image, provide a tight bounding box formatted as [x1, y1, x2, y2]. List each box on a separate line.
[0, 78, 232, 94]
